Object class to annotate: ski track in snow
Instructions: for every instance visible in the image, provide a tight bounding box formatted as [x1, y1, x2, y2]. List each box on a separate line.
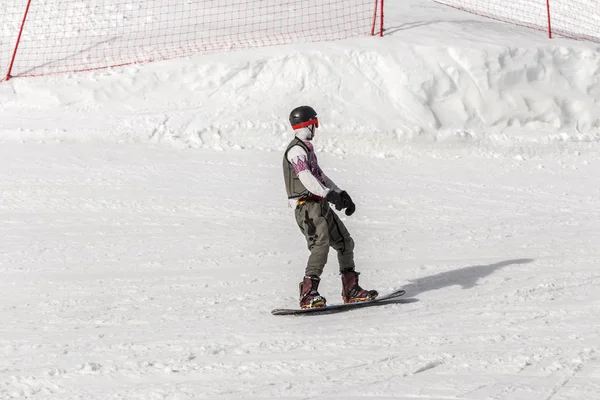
[1, 144, 599, 399]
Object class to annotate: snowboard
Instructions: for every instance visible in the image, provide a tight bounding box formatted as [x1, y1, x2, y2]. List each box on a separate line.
[271, 289, 408, 316]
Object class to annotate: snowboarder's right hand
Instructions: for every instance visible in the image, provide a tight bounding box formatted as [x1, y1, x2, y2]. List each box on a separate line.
[325, 190, 347, 211]
[340, 191, 356, 216]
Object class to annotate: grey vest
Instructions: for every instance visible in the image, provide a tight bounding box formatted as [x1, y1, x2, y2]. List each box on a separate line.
[283, 137, 312, 199]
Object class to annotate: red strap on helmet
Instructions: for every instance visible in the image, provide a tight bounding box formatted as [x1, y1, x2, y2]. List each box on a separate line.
[292, 118, 319, 130]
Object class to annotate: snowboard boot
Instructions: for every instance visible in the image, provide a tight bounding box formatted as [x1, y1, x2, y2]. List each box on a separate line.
[299, 276, 327, 309]
[340, 270, 378, 304]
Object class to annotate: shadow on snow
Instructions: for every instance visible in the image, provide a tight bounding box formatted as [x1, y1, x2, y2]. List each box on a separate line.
[402, 258, 535, 297]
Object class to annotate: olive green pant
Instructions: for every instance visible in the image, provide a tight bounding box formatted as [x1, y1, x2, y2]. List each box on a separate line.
[294, 199, 355, 277]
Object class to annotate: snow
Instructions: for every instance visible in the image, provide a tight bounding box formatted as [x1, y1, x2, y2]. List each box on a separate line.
[1, 1, 600, 399]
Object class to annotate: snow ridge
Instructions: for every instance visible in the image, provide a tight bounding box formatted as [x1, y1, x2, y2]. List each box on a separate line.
[2, 40, 600, 157]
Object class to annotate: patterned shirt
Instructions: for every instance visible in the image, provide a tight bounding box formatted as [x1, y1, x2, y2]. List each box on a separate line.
[286, 135, 340, 207]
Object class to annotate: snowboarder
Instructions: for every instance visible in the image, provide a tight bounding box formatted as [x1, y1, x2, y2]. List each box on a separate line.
[282, 105, 378, 309]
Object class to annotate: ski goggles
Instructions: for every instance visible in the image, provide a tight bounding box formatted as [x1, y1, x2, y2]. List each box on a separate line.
[292, 118, 319, 130]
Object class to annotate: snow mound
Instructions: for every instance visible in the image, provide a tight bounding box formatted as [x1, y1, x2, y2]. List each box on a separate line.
[1, 32, 600, 158]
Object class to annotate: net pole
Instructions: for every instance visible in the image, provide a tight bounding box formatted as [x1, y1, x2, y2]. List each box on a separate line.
[371, 0, 378, 36]
[380, 0, 384, 37]
[5, 0, 33, 81]
[546, 0, 553, 39]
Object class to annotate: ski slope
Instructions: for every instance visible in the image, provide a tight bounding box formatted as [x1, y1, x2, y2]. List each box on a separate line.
[1, 1, 600, 399]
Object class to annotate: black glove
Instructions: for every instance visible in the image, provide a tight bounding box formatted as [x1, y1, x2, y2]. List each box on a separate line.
[325, 190, 346, 211]
[341, 191, 356, 216]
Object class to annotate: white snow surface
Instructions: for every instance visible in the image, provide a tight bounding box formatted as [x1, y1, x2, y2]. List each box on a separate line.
[1, 1, 600, 399]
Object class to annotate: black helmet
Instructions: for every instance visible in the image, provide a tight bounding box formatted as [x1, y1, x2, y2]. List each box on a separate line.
[289, 106, 319, 130]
